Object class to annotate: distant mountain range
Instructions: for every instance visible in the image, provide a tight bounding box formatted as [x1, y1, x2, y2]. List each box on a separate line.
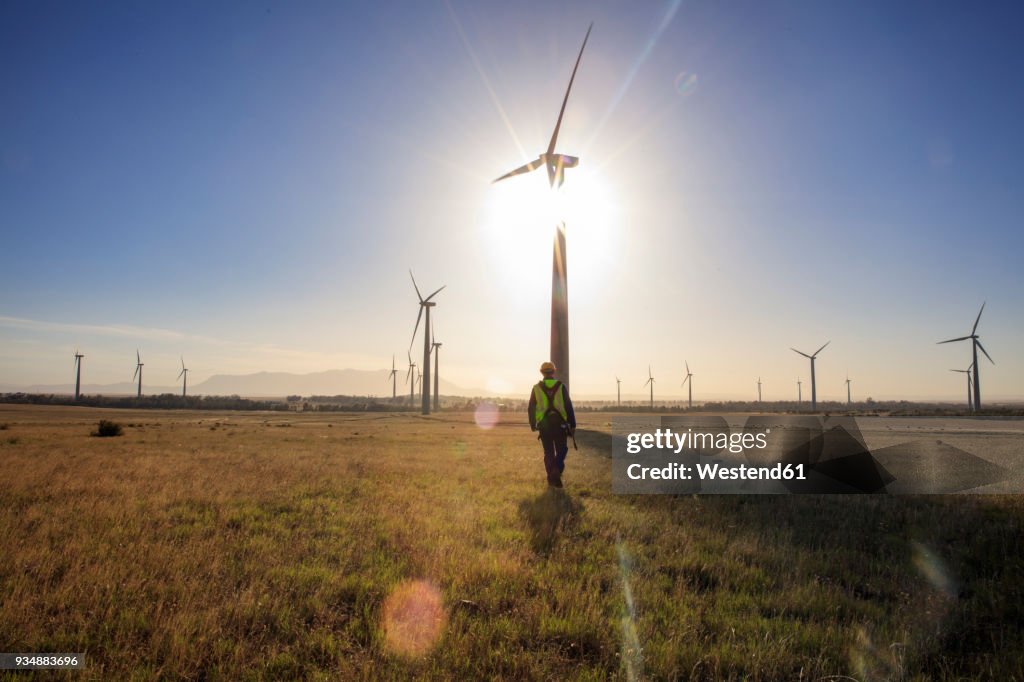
[1, 369, 488, 399]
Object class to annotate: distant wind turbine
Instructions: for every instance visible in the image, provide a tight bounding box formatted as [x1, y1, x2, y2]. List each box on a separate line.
[409, 270, 445, 416]
[178, 357, 189, 397]
[644, 366, 655, 411]
[938, 303, 994, 410]
[492, 23, 594, 393]
[406, 352, 416, 406]
[431, 327, 442, 412]
[790, 341, 829, 411]
[797, 378, 802, 404]
[615, 376, 621, 407]
[387, 355, 398, 400]
[73, 349, 84, 401]
[681, 362, 693, 408]
[757, 377, 762, 403]
[133, 350, 144, 398]
[950, 365, 974, 411]
[845, 373, 852, 406]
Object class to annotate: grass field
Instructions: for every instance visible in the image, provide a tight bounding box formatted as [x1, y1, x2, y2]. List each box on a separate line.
[1, 404, 1022, 680]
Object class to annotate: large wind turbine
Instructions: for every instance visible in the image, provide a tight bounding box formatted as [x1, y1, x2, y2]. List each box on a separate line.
[133, 350, 144, 398]
[178, 357, 189, 397]
[492, 23, 593, 393]
[409, 270, 445, 416]
[644, 366, 655, 410]
[790, 342, 829, 411]
[681, 362, 693, 408]
[387, 355, 398, 400]
[73, 349, 84, 401]
[938, 303, 994, 410]
[951, 366, 974, 411]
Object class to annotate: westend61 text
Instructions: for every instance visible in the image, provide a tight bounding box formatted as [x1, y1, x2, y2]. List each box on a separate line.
[627, 462, 807, 481]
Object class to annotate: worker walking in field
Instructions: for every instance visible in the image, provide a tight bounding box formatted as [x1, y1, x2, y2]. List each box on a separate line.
[528, 361, 577, 488]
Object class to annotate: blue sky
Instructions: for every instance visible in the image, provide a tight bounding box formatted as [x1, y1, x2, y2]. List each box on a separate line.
[2, 0, 1022, 400]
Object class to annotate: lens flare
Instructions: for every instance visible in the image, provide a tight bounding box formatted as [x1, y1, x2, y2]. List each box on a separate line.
[674, 72, 698, 97]
[381, 579, 447, 658]
[912, 541, 957, 598]
[617, 537, 644, 680]
[474, 401, 500, 429]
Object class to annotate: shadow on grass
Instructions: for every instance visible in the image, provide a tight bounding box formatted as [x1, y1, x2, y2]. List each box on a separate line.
[614, 493, 1024, 678]
[519, 487, 584, 556]
[572, 428, 612, 456]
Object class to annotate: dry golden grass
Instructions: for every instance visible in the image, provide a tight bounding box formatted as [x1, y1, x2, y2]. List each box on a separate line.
[0, 404, 1021, 680]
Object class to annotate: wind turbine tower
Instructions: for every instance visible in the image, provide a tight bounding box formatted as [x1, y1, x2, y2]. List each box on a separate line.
[615, 376, 621, 407]
[178, 357, 189, 397]
[845, 374, 852, 406]
[431, 332, 442, 411]
[757, 377, 762, 403]
[790, 342, 829, 411]
[951, 366, 974, 411]
[492, 23, 593, 393]
[797, 378, 802, 404]
[938, 303, 994, 410]
[73, 350, 84, 401]
[681, 361, 693, 408]
[409, 270, 445, 416]
[644, 366, 655, 411]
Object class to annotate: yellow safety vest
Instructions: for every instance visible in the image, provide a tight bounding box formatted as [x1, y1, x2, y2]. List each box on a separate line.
[533, 379, 568, 426]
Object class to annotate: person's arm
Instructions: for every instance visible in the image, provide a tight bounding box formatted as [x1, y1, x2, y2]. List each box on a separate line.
[528, 386, 538, 431]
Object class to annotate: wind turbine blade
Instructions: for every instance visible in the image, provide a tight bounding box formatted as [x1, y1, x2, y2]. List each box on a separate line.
[976, 339, 994, 364]
[972, 302, 986, 335]
[813, 341, 830, 357]
[178, 368, 185, 380]
[937, 336, 971, 344]
[409, 270, 424, 302]
[681, 375, 690, 388]
[685, 360, 690, 374]
[424, 285, 446, 302]
[493, 157, 543, 183]
[643, 378, 651, 387]
[546, 22, 593, 156]
[409, 306, 424, 352]
[790, 348, 811, 359]
[137, 349, 140, 364]
[133, 365, 139, 381]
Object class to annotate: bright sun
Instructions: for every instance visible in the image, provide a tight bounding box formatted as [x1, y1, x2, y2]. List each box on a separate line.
[479, 166, 620, 303]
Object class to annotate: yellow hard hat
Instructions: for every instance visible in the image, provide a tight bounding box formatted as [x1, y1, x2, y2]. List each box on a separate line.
[540, 361, 556, 374]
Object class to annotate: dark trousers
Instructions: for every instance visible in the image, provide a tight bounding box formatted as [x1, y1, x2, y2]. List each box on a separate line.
[539, 426, 569, 482]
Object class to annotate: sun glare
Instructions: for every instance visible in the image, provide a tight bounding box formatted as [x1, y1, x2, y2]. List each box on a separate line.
[480, 167, 621, 302]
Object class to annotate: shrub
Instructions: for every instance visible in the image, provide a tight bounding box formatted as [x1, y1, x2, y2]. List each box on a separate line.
[92, 420, 124, 437]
